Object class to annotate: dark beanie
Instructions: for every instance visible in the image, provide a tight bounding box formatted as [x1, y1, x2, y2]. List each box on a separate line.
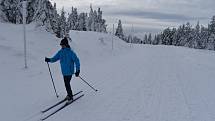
[60, 37, 69, 46]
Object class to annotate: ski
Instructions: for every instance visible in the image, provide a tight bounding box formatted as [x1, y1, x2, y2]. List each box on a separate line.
[41, 91, 83, 113]
[41, 94, 84, 121]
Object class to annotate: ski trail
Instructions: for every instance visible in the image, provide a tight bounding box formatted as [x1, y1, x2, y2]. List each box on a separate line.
[173, 50, 215, 121]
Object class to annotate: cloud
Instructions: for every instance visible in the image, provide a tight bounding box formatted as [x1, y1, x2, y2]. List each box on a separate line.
[51, 0, 215, 34]
[107, 10, 207, 22]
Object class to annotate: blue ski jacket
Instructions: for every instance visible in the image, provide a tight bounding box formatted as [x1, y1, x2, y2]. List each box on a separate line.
[50, 48, 80, 76]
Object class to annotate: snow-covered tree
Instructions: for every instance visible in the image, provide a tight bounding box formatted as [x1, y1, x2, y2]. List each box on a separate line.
[0, 1, 107, 37]
[33, 0, 57, 32]
[55, 7, 67, 38]
[67, 7, 78, 30]
[160, 27, 175, 45]
[0, 0, 8, 22]
[97, 7, 102, 32]
[143, 34, 147, 44]
[77, 12, 87, 31]
[51, 3, 59, 35]
[93, 10, 98, 31]
[183, 22, 193, 47]
[115, 19, 124, 39]
[191, 21, 201, 49]
[198, 26, 208, 49]
[147, 33, 152, 44]
[206, 33, 215, 50]
[209, 16, 215, 34]
[0, 0, 22, 24]
[152, 34, 160, 45]
[87, 5, 94, 31]
[85, 5, 106, 32]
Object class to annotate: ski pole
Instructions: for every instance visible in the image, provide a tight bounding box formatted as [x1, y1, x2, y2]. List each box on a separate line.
[78, 76, 98, 92]
[47, 62, 59, 98]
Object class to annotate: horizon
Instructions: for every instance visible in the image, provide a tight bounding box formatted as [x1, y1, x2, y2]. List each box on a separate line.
[51, 0, 214, 36]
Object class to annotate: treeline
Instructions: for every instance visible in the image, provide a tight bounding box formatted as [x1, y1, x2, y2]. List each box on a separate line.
[0, 0, 107, 38]
[116, 16, 215, 51]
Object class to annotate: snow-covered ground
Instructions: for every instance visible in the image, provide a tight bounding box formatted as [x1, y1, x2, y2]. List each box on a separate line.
[0, 22, 215, 121]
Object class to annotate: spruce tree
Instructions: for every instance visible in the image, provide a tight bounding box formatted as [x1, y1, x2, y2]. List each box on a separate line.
[207, 33, 215, 50]
[115, 19, 124, 39]
[33, 0, 57, 32]
[87, 4, 94, 31]
[0, 0, 21, 24]
[192, 21, 201, 49]
[148, 33, 152, 44]
[97, 8, 102, 32]
[209, 16, 215, 34]
[51, 3, 59, 35]
[0, 0, 8, 22]
[67, 7, 78, 30]
[56, 7, 67, 38]
[144, 34, 147, 44]
[77, 12, 87, 31]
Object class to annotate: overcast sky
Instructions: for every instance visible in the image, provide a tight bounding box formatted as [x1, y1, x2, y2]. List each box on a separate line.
[51, 0, 215, 35]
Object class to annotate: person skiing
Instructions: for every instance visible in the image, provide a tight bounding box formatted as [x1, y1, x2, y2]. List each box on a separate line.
[45, 37, 80, 101]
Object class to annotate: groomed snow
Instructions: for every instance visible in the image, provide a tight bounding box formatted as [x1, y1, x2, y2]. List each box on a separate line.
[0, 23, 215, 121]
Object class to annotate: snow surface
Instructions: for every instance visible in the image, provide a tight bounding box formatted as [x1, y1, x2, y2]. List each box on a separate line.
[0, 22, 215, 121]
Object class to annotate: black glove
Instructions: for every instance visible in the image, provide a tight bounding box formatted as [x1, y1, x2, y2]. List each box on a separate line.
[75, 70, 80, 77]
[45, 57, 51, 62]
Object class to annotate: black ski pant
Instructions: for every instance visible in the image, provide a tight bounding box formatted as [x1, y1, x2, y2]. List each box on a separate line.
[63, 75, 73, 97]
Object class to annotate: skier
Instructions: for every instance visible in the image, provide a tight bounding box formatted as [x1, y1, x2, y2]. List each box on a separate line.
[45, 37, 80, 101]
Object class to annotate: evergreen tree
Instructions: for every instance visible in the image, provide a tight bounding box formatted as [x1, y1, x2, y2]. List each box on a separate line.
[33, 0, 57, 32]
[0, 0, 21, 24]
[177, 24, 187, 46]
[87, 4, 94, 31]
[56, 7, 67, 38]
[152, 34, 160, 45]
[126, 34, 132, 43]
[51, 3, 59, 35]
[147, 33, 152, 44]
[209, 16, 215, 34]
[172, 25, 183, 46]
[0, 0, 8, 22]
[67, 7, 78, 30]
[77, 12, 87, 31]
[191, 21, 201, 49]
[97, 7, 102, 32]
[100, 19, 107, 32]
[0, 1, 107, 36]
[183, 22, 193, 47]
[143, 34, 147, 44]
[160, 28, 174, 45]
[207, 16, 215, 50]
[199, 26, 209, 49]
[206, 33, 215, 50]
[93, 10, 98, 31]
[115, 19, 124, 39]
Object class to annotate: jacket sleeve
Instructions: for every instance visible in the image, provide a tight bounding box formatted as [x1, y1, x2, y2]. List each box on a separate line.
[50, 50, 61, 63]
[71, 51, 80, 71]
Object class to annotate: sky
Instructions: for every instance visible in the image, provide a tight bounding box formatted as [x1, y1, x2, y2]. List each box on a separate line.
[51, 0, 215, 35]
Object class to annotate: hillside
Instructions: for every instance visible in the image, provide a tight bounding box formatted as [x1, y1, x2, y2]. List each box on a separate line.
[0, 23, 215, 121]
